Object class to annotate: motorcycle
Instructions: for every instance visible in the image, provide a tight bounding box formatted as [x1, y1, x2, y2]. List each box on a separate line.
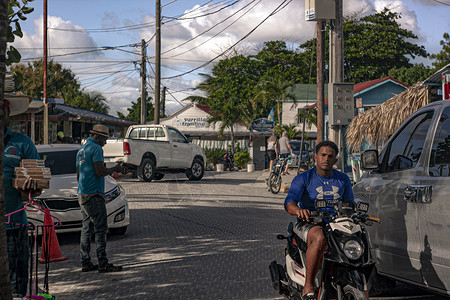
[223, 150, 235, 171]
[269, 200, 380, 300]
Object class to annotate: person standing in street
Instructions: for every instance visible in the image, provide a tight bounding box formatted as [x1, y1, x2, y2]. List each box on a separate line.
[76, 124, 124, 273]
[266, 134, 278, 173]
[278, 131, 293, 175]
[3, 94, 42, 297]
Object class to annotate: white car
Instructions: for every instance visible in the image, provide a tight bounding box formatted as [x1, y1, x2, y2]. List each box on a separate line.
[27, 144, 130, 234]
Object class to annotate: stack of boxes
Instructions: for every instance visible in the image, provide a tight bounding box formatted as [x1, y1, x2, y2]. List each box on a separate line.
[14, 159, 51, 189]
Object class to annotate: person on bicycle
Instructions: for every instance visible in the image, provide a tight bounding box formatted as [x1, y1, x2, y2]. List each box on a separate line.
[284, 141, 354, 300]
[278, 131, 293, 175]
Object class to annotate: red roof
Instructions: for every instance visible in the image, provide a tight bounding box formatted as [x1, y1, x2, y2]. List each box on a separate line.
[196, 104, 211, 114]
[306, 76, 409, 108]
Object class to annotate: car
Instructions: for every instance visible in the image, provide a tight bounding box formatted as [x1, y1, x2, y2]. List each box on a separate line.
[353, 100, 450, 296]
[289, 141, 314, 169]
[26, 144, 130, 235]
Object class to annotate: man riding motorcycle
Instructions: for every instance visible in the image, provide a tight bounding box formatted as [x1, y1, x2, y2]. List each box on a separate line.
[284, 141, 354, 300]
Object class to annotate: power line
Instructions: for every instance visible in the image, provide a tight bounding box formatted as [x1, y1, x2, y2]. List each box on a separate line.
[164, 0, 240, 21]
[430, 0, 449, 5]
[163, 0, 292, 79]
[161, 0, 260, 56]
[163, 0, 262, 59]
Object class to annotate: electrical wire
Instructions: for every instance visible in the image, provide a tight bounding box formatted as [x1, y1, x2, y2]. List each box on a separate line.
[164, 0, 240, 21]
[163, 0, 292, 79]
[163, 0, 262, 59]
[161, 0, 260, 56]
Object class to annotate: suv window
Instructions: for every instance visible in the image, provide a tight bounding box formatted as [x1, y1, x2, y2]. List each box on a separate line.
[168, 128, 187, 143]
[385, 111, 434, 172]
[429, 107, 450, 177]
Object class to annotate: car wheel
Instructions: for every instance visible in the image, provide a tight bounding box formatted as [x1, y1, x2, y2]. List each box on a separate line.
[138, 158, 155, 182]
[110, 226, 127, 235]
[186, 159, 204, 180]
[153, 173, 165, 180]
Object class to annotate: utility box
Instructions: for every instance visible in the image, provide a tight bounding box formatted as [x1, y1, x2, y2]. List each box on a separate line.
[328, 83, 354, 126]
[305, 0, 336, 21]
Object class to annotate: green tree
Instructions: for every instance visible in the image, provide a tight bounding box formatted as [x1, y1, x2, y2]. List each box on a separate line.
[388, 63, 434, 86]
[299, 8, 428, 83]
[117, 96, 154, 123]
[7, 0, 34, 65]
[253, 74, 296, 125]
[274, 123, 301, 140]
[430, 32, 450, 70]
[70, 91, 109, 114]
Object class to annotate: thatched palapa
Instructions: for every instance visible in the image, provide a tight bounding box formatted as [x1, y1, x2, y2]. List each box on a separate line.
[346, 83, 431, 151]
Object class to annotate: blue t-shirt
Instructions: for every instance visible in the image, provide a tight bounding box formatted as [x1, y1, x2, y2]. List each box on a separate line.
[4, 127, 40, 228]
[284, 168, 354, 215]
[76, 137, 105, 194]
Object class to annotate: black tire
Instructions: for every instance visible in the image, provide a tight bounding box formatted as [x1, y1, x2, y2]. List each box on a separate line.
[137, 158, 155, 182]
[153, 173, 165, 180]
[186, 159, 204, 180]
[343, 285, 366, 300]
[269, 173, 282, 194]
[110, 226, 127, 235]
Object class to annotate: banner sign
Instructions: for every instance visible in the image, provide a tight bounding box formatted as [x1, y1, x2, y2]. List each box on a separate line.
[250, 118, 274, 132]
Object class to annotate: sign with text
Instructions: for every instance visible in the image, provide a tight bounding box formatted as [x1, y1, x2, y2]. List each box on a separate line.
[250, 118, 274, 132]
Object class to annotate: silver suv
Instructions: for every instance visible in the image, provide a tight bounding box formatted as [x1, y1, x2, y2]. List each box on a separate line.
[353, 100, 450, 296]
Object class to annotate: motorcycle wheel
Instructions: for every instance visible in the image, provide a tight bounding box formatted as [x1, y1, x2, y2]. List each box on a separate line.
[269, 173, 281, 194]
[343, 285, 366, 300]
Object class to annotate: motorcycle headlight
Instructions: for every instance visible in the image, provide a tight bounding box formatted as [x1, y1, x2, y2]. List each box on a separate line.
[342, 240, 363, 260]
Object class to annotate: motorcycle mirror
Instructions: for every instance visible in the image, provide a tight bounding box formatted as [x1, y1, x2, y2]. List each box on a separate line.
[356, 201, 369, 213]
[277, 234, 287, 240]
[315, 200, 327, 210]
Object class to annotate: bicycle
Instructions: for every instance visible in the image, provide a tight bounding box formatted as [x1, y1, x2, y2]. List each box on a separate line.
[267, 156, 290, 194]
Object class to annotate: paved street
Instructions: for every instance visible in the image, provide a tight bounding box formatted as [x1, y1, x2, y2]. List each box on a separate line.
[34, 171, 446, 299]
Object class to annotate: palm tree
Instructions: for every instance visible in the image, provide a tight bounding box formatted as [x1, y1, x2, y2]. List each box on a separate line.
[253, 74, 296, 125]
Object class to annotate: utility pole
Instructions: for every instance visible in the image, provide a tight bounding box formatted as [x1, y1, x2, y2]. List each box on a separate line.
[316, 20, 325, 144]
[154, 0, 161, 124]
[161, 86, 166, 118]
[140, 39, 146, 124]
[43, 0, 48, 144]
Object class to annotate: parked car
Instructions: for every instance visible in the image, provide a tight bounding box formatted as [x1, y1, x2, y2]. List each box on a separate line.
[102, 124, 206, 182]
[27, 144, 130, 235]
[353, 100, 450, 296]
[289, 141, 314, 169]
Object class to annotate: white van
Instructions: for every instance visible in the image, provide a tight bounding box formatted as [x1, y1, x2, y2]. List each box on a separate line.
[353, 100, 450, 296]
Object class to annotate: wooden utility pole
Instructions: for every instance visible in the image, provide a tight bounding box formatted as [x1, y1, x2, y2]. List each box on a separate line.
[161, 86, 166, 118]
[43, 0, 48, 144]
[154, 0, 161, 124]
[140, 39, 146, 124]
[316, 20, 325, 144]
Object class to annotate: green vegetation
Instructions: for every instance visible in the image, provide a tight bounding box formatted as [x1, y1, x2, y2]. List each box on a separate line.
[234, 149, 252, 169]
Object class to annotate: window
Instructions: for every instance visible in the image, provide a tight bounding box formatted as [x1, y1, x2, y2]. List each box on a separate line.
[429, 107, 450, 177]
[39, 150, 78, 175]
[155, 127, 165, 137]
[168, 128, 187, 143]
[385, 111, 434, 172]
[146, 127, 156, 140]
[129, 128, 138, 139]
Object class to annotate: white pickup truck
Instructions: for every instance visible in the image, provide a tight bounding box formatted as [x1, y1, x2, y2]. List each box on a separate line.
[103, 124, 206, 182]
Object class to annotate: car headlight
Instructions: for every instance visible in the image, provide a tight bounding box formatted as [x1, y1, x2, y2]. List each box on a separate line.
[342, 239, 363, 260]
[104, 186, 122, 204]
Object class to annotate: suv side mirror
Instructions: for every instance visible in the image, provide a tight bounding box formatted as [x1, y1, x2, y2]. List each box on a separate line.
[361, 150, 379, 170]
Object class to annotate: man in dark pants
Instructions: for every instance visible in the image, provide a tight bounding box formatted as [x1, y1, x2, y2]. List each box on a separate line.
[76, 124, 124, 273]
[3, 94, 42, 296]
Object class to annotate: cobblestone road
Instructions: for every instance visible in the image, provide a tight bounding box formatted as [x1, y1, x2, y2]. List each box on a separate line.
[35, 171, 446, 299]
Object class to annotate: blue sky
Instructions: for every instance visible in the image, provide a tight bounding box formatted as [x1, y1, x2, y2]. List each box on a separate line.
[12, 0, 450, 117]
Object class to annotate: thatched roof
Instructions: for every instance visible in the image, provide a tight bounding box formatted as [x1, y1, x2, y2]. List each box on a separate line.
[346, 83, 431, 151]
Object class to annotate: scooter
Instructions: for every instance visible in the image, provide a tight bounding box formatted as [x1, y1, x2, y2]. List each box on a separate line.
[269, 200, 380, 300]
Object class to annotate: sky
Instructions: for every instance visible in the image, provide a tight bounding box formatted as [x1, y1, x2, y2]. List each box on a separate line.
[11, 0, 450, 117]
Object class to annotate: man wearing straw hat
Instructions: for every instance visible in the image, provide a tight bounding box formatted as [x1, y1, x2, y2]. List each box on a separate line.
[76, 124, 124, 273]
[3, 94, 42, 297]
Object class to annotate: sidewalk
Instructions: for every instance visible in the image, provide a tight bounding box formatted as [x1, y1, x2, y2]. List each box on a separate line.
[257, 168, 298, 193]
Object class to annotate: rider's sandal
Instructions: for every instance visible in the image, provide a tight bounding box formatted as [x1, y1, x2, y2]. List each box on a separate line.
[301, 292, 317, 300]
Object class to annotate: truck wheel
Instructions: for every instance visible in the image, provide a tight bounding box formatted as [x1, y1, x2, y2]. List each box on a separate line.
[186, 159, 204, 180]
[153, 173, 164, 180]
[138, 158, 155, 182]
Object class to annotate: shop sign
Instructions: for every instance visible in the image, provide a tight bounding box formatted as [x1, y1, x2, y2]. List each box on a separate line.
[250, 118, 274, 132]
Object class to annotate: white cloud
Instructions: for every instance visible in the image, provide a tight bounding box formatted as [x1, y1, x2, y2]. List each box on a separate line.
[373, 0, 419, 34]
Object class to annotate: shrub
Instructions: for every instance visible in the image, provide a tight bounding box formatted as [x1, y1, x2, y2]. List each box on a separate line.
[234, 150, 251, 169]
[205, 148, 224, 165]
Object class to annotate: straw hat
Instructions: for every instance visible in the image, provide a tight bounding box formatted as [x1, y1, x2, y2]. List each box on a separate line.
[90, 124, 109, 137]
[4, 93, 32, 116]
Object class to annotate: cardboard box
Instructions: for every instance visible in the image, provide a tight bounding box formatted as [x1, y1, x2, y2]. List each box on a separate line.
[14, 178, 50, 189]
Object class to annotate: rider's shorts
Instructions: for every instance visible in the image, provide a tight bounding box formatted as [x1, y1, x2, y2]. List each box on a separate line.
[294, 221, 317, 242]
